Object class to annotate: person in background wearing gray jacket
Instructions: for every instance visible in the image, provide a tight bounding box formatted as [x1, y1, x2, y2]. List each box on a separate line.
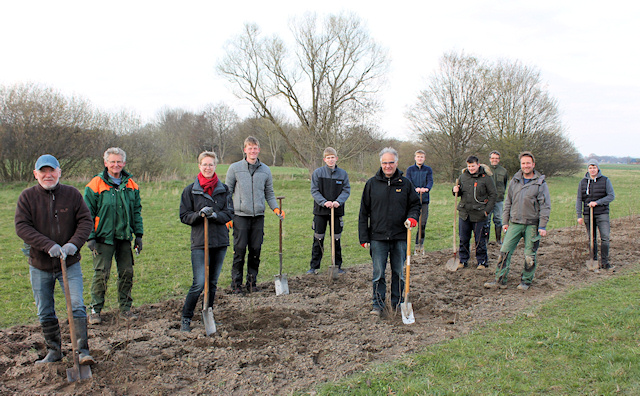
[307, 147, 351, 275]
[576, 159, 615, 270]
[484, 151, 551, 291]
[225, 136, 284, 294]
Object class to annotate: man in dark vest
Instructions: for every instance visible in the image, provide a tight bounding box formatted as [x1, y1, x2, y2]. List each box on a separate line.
[576, 159, 615, 270]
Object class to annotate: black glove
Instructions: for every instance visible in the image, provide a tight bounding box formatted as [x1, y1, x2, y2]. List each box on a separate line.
[87, 239, 97, 252]
[48, 244, 62, 258]
[134, 236, 143, 253]
[61, 243, 78, 258]
[199, 206, 214, 217]
[207, 211, 218, 219]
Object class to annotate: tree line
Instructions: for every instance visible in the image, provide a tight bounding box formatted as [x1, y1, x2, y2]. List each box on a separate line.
[1, 13, 582, 182]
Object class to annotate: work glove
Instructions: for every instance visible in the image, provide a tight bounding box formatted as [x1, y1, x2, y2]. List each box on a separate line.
[134, 236, 143, 253]
[405, 218, 418, 229]
[48, 244, 63, 258]
[226, 220, 233, 230]
[199, 206, 214, 217]
[87, 239, 97, 252]
[207, 211, 218, 220]
[274, 208, 285, 220]
[61, 243, 77, 258]
[361, 243, 370, 249]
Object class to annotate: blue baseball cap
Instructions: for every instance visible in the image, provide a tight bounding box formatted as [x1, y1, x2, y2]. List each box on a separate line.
[35, 154, 60, 170]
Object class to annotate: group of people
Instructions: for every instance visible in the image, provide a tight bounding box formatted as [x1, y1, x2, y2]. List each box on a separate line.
[15, 138, 615, 365]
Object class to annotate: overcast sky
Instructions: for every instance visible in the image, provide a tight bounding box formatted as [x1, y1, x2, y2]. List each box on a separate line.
[2, 0, 638, 157]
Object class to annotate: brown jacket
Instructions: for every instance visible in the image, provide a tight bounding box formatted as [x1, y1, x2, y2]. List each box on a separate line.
[15, 183, 93, 272]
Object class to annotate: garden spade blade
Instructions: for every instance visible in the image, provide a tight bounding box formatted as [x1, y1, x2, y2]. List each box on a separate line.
[586, 206, 599, 271]
[60, 258, 92, 382]
[274, 196, 289, 295]
[401, 227, 415, 324]
[202, 214, 216, 335]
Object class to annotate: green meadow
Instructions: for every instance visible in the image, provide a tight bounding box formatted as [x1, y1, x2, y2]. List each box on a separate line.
[1, 164, 639, 393]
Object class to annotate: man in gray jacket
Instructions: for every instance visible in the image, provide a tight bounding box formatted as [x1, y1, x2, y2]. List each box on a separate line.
[225, 136, 284, 293]
[484, 151, 551, 291]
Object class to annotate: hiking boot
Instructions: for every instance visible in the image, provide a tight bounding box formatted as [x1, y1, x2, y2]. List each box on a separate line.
[484, 281, 507, 289]
[476, 263, 488, 270]
[180, 317, 191, 332]
[120, 310, 138, 321]
[246, 284, 259, 293]
[337, 268, 346, 274]
[369, 308, 382, 317]
[517, 283, 530, 291]
[458, 261, 468, 269]
[232, 285, 244, 295]
[602, 264, 615, 271]
[88, 310, 101, 325]
[306, 269, 318, 275]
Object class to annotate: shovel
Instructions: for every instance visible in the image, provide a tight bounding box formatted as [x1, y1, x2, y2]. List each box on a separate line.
[60, 257, 92, 382]
[202, 214, 216, 336]
[401, 227, 415, 324]
[414, 192, 424, 255]
[445, 179, 461, 271]
[328, 206, 340, 281]
[586, 206, 599, 271]
[274, 196, 289, 295]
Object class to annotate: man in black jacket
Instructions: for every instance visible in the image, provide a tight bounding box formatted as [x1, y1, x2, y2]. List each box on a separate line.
[576, 159, 615, 270]
[359, 147, 421, 317]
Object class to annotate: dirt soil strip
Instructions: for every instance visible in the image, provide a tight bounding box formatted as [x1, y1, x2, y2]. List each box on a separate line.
[2, 216, 639, 395]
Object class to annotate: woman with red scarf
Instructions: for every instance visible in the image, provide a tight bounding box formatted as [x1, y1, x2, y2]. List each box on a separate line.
[178, 151, 233, 332]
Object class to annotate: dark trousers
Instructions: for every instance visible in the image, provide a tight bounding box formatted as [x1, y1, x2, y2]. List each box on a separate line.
[458, 217, 489, 265]
[416, 202, 429, 245]
[231, 215, 264, 287]
[585, 213, 611, 265]
[310, 214, 343, 270]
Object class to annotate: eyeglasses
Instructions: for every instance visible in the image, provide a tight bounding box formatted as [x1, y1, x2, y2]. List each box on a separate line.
[200, 163, 215, 168]
[381, 161, 396, 166]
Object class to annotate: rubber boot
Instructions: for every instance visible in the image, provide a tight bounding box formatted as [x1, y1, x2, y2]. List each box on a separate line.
[73, 317, 96, 365]
[495, 225, 502, 245]
[36, 320, 62, 364]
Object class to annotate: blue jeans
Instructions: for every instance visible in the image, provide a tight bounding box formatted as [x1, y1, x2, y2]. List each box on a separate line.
[370, 240, 406, 310]
[458, 217, 489, 265]
[30, 263, 86, 323]
[489, 201, 504, 227]
[182, 247, 227, 319]
[585, 213, 611, 264]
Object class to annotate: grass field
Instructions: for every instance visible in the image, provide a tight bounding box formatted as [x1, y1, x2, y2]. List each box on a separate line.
[1, 163, 639, 393]
[1, 164, 639, 327]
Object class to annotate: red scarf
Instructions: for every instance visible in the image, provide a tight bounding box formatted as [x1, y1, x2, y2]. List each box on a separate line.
[197, 172, 218, 196]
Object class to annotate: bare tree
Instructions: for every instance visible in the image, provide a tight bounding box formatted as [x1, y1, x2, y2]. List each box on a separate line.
[0, 83, 108, 181]
[484, 60, 581, 176]
[218, 12, 388, 171]
[406, 52, 490, 181]
[201, 103, 239, 163]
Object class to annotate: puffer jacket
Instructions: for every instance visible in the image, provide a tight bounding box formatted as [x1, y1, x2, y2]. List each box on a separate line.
[575, 169, 615, 217]
[225, 158, 278, 217]
[180, 176, 234, 250]
[84, 168, 143, 245]
[503, 169, 551, 228]
[15, 183, 93, 272]
[358, 168, 421, 243]
[454, 164, 497, 223]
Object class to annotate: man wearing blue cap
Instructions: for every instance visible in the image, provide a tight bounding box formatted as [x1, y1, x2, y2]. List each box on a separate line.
[15, 154, 96, 365]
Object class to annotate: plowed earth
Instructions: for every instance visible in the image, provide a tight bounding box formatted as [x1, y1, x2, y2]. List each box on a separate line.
[2, 216, 639, 395]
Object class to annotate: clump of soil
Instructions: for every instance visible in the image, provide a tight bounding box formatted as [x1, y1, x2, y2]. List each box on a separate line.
[2, 216, 638, 395]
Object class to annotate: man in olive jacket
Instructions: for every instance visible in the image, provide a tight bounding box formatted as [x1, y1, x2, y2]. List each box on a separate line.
[84, 147, 143, 324]
[485, 151, 551, 291]
[452, 155, 497, 269]
[488, 150, 508, 244]
[15, 154, 95, 365]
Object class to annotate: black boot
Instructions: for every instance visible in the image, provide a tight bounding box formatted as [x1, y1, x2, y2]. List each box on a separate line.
[495, 225, 502, 245]
[36, 320, 62, 364]
[73, 317, 96, 365]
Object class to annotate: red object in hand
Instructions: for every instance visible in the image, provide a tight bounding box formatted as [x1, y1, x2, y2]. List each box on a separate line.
[408, 218, 417, 228]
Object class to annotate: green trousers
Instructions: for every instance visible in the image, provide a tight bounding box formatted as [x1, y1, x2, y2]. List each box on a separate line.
[90, 239, 134, 313]
[495, 223, 541, 285]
